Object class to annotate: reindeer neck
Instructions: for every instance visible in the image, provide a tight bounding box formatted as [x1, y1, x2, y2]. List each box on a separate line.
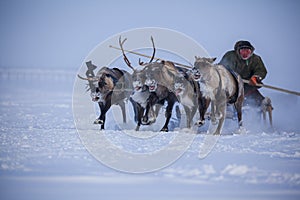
[200, 66, 215, 80]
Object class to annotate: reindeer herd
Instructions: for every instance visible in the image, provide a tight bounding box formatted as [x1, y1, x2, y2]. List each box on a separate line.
[77, 37, 273, 134]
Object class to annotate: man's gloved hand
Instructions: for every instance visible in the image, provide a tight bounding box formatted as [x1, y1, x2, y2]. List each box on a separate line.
[249, 75, 259, 86]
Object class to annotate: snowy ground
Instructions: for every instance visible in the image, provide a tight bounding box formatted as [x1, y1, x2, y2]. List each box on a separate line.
[0, 68, 300, 200]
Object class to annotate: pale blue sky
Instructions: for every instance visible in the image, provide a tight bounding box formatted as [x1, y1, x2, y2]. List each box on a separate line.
[0, 0, 299, 89]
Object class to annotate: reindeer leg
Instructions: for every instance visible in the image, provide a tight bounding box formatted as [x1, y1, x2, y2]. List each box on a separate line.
[214, 99, 226, 135]
[142, 103, 151, 125]
[142, 103, 155, 125]
[210, 101, 217, 125]
[261, 97, 273, 129]
[142, 93, 158, 125]
[154, 104, 163, 118]
[129, 97, 139, 123]
[262, 109, 267, 126]
[94, 102, 104, 126]
[214, 114, 225, 135]
[98, 96, 112, 130]
[135, 104, 144, 131]
[161, 96, 176, 132]
[191, 105, 197, 120]
[234, 94, 248, 134]
[160, 108, 172, 132]
[195, 96, 210, 126]
[189, 105, 197, 128]
[183, 105, 191, 128]
[175, 105, 182, 128]
[118, 101, 126, 123]
[234, 98, 243, 128]
[268, 106, 273, 128]
[93, 102, 105, 128]
[186, 105, 197, 128]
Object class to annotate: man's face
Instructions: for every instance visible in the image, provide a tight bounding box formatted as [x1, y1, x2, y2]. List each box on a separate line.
[239, 48, 252, 60]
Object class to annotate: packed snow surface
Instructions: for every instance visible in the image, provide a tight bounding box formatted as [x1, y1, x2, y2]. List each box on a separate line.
[0, 68, 299, 200]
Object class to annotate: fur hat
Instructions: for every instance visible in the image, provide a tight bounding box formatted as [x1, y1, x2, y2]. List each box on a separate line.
[234, 40, 255, 51]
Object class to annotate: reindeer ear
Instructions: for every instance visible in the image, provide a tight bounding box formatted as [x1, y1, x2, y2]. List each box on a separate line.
[195, 56, 199, 60]
[208, 57, 217, 63]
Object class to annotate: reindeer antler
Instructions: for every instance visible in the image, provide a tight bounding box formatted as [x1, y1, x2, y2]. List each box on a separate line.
[119, 36, 135, 71]
[77, 74, 98, 82]
[139, 36, 156, 65]
[149, 36, 156, 63]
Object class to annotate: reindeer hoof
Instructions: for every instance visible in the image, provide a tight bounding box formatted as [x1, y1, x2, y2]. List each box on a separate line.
[135, 125, 140, 131]
[142, 116, 148, 124]
[235, 126, 247, 134]
[141, 117, 156, 125]
[141, 121, 150, 125]
[160, 127, 168, 132]
[195, 120, 205, 127]
[94, 119, 104, 125]
[148, 118, 156, 125]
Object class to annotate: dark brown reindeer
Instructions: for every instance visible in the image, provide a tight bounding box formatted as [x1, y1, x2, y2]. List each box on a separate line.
[119, 36, 178, 132]
[144, 61, 211, 130]
[119, 36, 162, 131]
[78, 61, 133, 130]
[192, 57, 244, 135]
[94, 66, 133, 130]
[142, 61, 178, 132]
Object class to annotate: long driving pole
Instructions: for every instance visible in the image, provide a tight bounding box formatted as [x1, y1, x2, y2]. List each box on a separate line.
[109, 45, 300, 96]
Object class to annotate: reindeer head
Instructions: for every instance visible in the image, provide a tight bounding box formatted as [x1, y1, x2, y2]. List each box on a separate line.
[90, 88, 101, 102]
[143, 62, 163, 92]
[192, 57, 216, 81]
[132, 69, 147, 92]
[119, 36, 157, 92]
[144, 72, 158, 92]
[89, 72, 115, 102]
[97, 73, 114, 94]
[174, 71, 190, 96]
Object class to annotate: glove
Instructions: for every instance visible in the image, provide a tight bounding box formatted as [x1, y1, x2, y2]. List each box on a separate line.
[249, 75, 259, 86]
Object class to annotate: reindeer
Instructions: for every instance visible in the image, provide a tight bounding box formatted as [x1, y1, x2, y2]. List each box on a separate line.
[118, 36, 210, 131]
[118, 36, 162, 131]
[94, 66, 133, 129]
[143, 60, 211, 130]
[78, 61, 133, 130]
[141, 61, 179, 132]
[243, 88, 273, 129]
[174, 68, 210, 128]
[261, 97, 273, 128]
[119, 36, 177, 132]
[192, 57, 244, 135]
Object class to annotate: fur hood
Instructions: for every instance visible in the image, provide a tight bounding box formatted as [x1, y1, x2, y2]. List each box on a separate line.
[234, 40, 255, 52]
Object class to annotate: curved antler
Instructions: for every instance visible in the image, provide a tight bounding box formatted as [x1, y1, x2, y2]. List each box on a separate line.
[119, 36, 135, 71]
[139, 36, 156, 66]
[149, 36, 156, 63]
[77, 74, 98, 82]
